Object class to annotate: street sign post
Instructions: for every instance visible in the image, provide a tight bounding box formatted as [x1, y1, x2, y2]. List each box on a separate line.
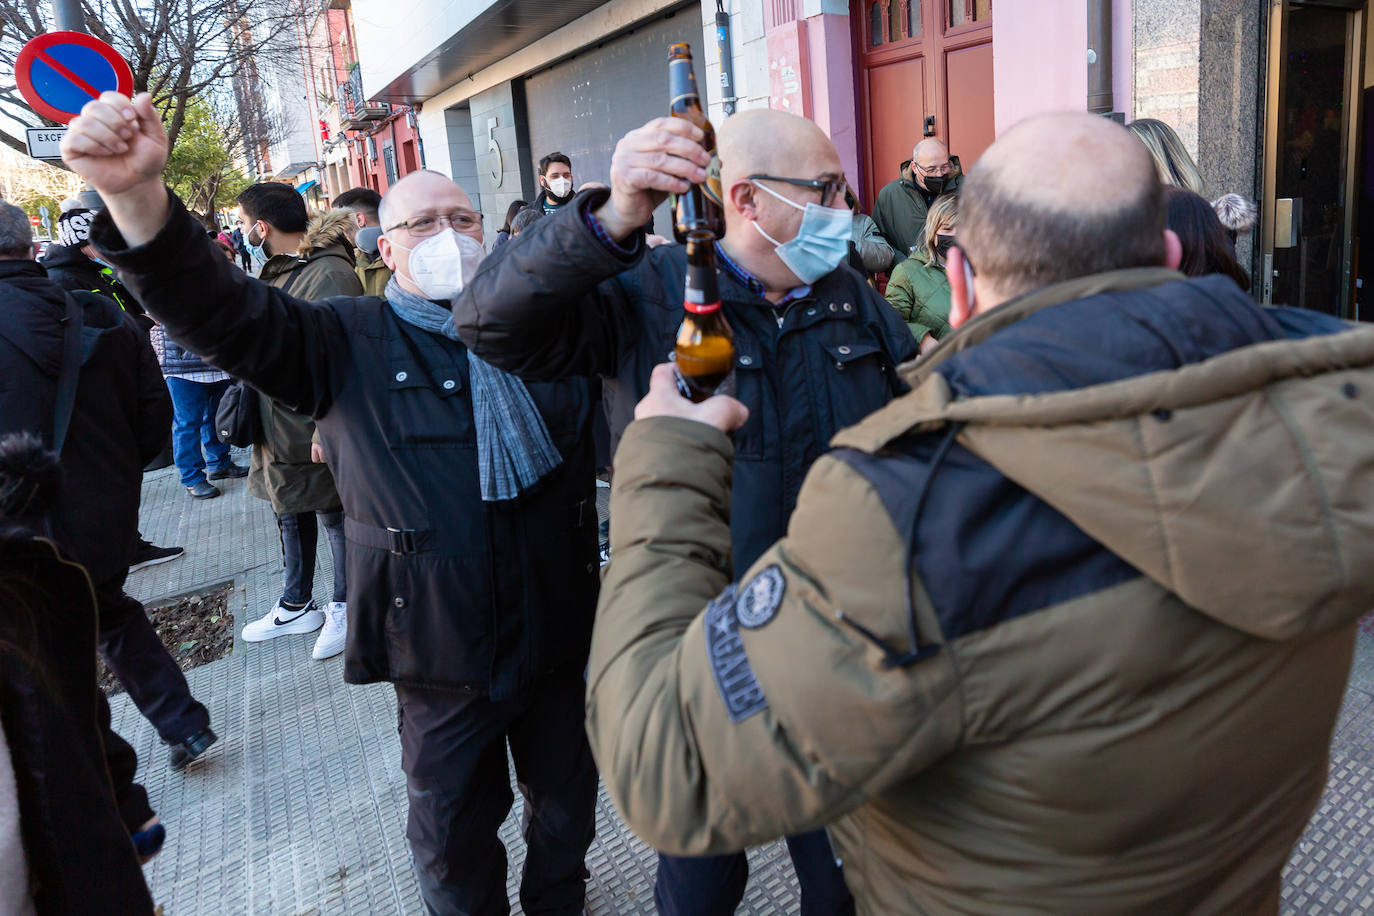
[25, 127, 68, 160]
[15, 31, 134, 125]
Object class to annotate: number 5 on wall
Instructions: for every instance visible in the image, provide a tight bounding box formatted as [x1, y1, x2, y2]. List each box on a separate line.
[488, 116, 504, 189]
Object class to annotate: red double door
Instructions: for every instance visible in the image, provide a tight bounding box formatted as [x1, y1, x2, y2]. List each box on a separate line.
[851, 0, 994, 209]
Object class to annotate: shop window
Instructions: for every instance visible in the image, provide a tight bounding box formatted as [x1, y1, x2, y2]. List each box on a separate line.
[908, 0, 921, 37]
[870, 2, 882, 46]
[889, 0, 902, 42]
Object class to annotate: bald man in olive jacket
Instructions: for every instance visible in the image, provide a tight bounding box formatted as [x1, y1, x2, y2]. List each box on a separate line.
[587, 113, 1374, 914]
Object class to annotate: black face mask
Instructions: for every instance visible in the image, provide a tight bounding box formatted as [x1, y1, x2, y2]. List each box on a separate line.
[922, 175, 947, 196]
[934, 234, 956, 260]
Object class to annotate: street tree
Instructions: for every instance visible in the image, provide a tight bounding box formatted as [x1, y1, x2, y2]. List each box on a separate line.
[163, 92, 257, 225]
[0, 0, 303, 154]
[0, 143, 83, 230]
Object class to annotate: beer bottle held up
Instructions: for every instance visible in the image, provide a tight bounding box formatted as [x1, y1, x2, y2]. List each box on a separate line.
[674, 232, 734, 402]
[668, 42, 725, 242]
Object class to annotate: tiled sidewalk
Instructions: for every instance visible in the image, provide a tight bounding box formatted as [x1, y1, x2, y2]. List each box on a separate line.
[115, 459, 1374, 914]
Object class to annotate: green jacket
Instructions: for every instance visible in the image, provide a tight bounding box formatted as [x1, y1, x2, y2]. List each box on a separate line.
[586, 268, 1374, 914]
[884, 256, 951, 341]
[871, 155, 963, 260]
[355, 249, 392, 298]
[248, 209, 361, 515]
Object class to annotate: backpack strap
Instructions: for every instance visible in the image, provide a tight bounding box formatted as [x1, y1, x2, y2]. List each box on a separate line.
[52, 293, 85, 456]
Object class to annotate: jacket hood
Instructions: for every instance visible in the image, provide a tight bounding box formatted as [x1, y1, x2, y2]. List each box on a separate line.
[836, 271, 1374, 641]
[302, 208, 358, 257]
[38, 242, 92, 273]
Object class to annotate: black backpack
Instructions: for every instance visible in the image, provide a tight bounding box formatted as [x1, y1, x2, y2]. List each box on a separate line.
[214, 380, 260, 447]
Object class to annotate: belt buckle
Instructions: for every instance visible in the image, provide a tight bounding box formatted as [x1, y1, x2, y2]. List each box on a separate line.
[386, 526, 416, 556]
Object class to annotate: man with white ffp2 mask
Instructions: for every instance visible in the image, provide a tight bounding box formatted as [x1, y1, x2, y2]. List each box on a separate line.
[531, 151, 575, 215]
[61, 87, 603, 914]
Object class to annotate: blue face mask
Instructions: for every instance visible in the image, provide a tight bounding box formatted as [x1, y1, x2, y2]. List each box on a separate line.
[246, 222, 268, 265]
[750, 180, 852, 284]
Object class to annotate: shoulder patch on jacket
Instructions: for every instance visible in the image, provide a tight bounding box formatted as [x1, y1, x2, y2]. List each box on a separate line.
[737, 564, 785, 629]
[704, 584, 768, 723]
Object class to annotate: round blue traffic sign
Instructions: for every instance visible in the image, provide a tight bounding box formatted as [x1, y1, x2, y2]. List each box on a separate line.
[16, 31, 134, 125]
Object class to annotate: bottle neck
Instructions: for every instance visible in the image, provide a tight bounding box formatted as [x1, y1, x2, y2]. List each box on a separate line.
[669, 57, 701, 109]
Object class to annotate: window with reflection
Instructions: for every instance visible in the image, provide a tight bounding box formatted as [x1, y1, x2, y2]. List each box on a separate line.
[871, 1, 883, 46]
[949, 0, 992, 27]
[908, 0, 922, 37]
[889, 0, 903, 42]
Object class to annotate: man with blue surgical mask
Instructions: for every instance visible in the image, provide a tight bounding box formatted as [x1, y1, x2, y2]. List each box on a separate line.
[453, 107, 918, 916]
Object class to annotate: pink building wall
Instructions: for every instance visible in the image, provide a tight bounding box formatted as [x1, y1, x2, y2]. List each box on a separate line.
[993, 0, 1133, 134]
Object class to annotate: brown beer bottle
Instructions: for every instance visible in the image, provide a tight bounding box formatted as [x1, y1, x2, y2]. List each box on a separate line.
[674, 232, 734, 402]
[668, 42, 725, 242]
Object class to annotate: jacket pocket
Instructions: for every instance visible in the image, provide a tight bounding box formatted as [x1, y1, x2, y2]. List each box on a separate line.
[385, 359, 473, 448]
[818, 341, 891, 433]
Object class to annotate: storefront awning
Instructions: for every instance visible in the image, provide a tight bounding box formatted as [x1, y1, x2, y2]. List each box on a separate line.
[365, 0, 613, 104]
[297, 179, 320, 194]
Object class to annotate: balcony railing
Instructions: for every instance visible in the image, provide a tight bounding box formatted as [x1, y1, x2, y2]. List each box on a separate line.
[338, 70, 390, 129]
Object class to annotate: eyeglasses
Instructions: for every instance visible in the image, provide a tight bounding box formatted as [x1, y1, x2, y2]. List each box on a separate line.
[384, 209, 483, 237]
[914, 161, 952, 177]
[748, 174, 847, 208]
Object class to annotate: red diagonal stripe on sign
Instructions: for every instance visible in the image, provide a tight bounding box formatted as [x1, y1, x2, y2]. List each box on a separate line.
[34, 48, 102, 101]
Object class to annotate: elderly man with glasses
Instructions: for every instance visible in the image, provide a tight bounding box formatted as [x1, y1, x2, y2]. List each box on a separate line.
[872, 136, 963, 263]
[449, 107, 918, 916]
[61, 93, 600, 915]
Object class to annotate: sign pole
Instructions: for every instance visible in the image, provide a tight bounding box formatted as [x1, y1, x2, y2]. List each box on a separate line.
[54, 0, 86, 34]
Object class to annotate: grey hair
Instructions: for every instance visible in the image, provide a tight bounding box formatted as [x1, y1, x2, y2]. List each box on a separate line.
[0, 200, 33, 258]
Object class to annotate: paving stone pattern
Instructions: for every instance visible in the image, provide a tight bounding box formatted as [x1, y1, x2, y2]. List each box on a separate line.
[117, 459, 1373, 914]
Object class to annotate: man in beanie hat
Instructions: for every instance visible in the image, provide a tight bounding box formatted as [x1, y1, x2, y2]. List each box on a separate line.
[40, 204, 187, 564]
[41, 205, 135, 312]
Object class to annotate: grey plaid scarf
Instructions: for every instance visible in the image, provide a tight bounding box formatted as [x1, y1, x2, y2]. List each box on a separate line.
[385, 278, 562, 501]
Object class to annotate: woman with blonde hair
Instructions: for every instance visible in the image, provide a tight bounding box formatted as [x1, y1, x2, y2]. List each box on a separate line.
[885, 193, 958, 353]
[1126, 118, 1206, 194]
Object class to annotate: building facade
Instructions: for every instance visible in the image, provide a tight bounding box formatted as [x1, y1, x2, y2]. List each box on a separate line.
[342, 0, 1372, 322]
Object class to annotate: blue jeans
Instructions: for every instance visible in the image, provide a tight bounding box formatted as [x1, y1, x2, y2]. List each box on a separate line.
[165, 376, 232, 488]
[655, 830, 855, 916]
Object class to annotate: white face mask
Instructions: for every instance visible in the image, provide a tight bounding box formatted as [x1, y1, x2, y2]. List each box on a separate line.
[546, 177, 573, 199]
[389, 229, 486, 301]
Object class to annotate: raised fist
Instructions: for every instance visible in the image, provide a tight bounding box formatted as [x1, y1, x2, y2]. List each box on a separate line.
[61, 92, 169, 197]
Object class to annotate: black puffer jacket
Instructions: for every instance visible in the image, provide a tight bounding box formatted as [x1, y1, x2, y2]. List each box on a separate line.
[457, 191, 919, 571]
[0, 261, 170, 586]
[0, 528, 154, 914]
[92, 195, 598, 699]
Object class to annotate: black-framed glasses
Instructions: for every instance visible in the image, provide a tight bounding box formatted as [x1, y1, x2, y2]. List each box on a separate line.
[384, 209, 483, 237]
[748, 174, 847, 208]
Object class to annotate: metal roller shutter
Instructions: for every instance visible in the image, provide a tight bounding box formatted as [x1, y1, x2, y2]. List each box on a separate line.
[523, 4, 701, 236]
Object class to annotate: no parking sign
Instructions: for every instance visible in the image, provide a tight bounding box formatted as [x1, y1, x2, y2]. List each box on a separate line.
[16, 31, 134, 125]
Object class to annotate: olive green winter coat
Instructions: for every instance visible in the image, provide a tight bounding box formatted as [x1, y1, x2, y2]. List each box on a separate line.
[247, 209, 362, 514]
[586, 268, 1374, 915]
[884, 256, 952, 341]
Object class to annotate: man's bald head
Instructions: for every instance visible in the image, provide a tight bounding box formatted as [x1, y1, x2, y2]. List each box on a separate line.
[913, 137, 948, 165]
[378, 170, 474, 231]
[718, 109, 841, 190]
[960, 113, 1168, 302]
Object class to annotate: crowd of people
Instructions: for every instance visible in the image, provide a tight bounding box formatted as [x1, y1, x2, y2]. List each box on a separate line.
[0, 84, 1369, 916]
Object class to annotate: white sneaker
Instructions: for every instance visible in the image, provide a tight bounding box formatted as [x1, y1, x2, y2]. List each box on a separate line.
[312, 601, 347, 660]
[241, 602, 324, 642]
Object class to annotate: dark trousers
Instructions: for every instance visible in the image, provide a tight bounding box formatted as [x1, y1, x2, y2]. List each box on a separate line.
[278, 510, 346, 606]
[655, 830, 855, 916]
[96, 579, 210, 744]
[396, 672, 597, 916]
[165, 376, 232, 488]
[97, 688, 154, 832]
